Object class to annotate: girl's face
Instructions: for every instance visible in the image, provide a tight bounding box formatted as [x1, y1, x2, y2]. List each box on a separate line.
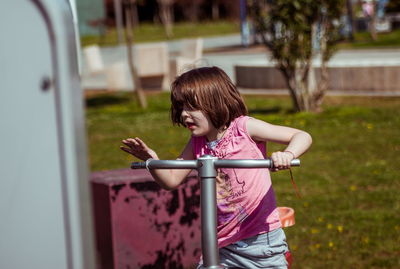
[181, 106, 218, 141]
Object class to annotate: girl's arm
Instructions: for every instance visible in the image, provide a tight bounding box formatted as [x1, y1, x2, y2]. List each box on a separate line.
[121, 138, 194, 190]
[246, 118, 312, 169]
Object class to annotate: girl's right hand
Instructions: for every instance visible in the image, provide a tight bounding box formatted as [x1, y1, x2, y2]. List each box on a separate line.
[270, 151, 294, 171]
[120, 137, 158, 161]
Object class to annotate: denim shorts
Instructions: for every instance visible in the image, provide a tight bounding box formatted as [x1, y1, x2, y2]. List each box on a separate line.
[198, 228, 289, 269]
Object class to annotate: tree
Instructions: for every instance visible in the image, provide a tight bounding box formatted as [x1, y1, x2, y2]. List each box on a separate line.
[123, 0, 147, 108]
[157, 0, 175, 38]
[248, 0, 345, 112]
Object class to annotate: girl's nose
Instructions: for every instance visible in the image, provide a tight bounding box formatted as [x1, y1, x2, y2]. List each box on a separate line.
[181, 109, 189, 118]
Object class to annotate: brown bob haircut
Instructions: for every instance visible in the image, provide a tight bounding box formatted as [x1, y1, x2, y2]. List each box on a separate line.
[171, 66, 248, 129]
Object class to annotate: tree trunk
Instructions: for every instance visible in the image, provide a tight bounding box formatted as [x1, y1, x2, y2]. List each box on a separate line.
[299, 63, 314, 112]
[212, 0, 220, 20]
[283, 66, 307, 112]
[309, 22, 325, 112]
[314, 23, 329, 112]
[124, 3, 147, 108]
[158, 1, 174, 38]
[114, 0, 124, 43]
[369, 0, 377, 41]
[283, 59, 323, 112]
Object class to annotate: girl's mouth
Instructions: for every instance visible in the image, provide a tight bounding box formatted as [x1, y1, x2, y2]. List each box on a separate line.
[186, 122, 196, 130]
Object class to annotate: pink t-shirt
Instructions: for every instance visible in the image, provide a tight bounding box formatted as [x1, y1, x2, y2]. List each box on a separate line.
[191, 115, 281, 248]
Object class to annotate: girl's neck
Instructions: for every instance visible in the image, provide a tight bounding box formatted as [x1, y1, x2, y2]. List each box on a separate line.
[206, 126, 227, 142]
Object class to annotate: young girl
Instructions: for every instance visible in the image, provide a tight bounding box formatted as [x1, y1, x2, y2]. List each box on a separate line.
[120, 66, 312, 268]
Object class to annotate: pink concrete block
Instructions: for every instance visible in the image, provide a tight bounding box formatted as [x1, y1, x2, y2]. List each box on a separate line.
[91, 169, 201, 269]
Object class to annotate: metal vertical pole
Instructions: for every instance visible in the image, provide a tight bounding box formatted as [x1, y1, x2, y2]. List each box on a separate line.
[198, 155, 224, 269]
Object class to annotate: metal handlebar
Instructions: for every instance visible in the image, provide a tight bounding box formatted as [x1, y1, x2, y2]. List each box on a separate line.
[130, 155, 300, 269]
[131, 158, 300, 170]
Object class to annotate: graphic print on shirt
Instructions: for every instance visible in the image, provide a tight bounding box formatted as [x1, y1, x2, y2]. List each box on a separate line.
[216, 169, 248, 225]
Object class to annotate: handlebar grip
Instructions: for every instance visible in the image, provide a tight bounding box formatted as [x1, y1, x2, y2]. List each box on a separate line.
[131, 162, 146, 169]
[290, 159, 301, 167]
[271, 159, 300, 169]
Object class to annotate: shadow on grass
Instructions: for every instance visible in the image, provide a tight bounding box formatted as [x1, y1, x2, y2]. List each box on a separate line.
[86, 94, 131, 108]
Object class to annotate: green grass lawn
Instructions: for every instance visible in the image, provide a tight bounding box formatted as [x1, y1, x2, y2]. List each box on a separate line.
[338, 29, 400, 49]
[81, 20, 240, 47]
[81, 18, 400, 50]
[86, 92, 400, 268]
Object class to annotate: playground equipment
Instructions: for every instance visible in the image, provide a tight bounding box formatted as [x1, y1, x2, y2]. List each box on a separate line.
[0, 1, 95, 268]
[131, 155, 300, 269]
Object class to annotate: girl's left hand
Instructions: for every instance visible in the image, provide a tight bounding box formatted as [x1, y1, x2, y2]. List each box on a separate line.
[270, 151, 295, 171]
[120, 137, 158, 161]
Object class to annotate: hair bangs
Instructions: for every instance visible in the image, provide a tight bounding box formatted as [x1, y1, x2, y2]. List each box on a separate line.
[171, 79, 200, 125]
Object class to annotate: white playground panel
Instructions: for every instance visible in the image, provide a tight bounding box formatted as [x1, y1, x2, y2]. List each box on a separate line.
[0, 1, 95, 269]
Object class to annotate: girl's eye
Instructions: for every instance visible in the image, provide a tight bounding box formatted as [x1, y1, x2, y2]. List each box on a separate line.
[183, 106, 192, 112]
[183, 103, 199, 112]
